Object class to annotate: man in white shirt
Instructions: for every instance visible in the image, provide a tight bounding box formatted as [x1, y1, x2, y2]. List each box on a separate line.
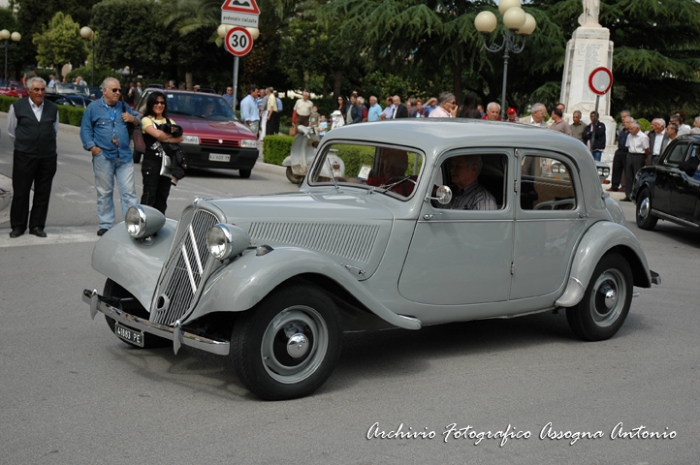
[648, 118, 669, 165]
[622, 121, 650, 201]
[520, 103, 548, 127]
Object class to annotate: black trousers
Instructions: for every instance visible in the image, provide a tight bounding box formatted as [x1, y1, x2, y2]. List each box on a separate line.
[10, 151, 57, 231]
[140, 157, 171, 214]
[625, 153, 646, 199]
[611, 150, 627, 189]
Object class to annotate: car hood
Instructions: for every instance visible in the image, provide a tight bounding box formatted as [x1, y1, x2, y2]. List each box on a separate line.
[207, 191, 395, 280]
[170, 117, 255, 139]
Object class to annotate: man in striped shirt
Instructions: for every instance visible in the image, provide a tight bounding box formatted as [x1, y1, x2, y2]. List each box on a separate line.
[444, 155, 497, 210]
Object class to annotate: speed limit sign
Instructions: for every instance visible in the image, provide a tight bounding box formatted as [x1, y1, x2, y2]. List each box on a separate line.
[224, 26, 253, 57]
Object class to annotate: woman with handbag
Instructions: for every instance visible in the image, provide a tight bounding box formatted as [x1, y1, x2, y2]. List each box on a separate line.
[140, 91, 183, 214]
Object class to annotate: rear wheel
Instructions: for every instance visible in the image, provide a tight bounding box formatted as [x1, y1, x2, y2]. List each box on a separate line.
[239, 168, 252, 179]
[566, 253, 633, 341]
[230, 284, 341, 400]
[635, 188, 658, 230]
[285, 166, 304, 184]
[103, 279, 168, 348]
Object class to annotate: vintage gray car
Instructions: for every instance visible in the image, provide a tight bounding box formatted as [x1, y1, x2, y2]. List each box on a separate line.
[83, 120, 660, 400]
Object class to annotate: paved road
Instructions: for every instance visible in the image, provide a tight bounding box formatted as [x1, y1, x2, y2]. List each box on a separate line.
[1, 121, 699, 464]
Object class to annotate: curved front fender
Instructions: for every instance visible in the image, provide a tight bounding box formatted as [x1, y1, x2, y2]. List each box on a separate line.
[555, 221, 652, 307]
[91, 220, 177, 308]
[189, 246, 422, 330]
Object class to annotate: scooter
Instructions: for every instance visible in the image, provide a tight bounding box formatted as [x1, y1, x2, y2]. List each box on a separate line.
[282, 125, 345, 184]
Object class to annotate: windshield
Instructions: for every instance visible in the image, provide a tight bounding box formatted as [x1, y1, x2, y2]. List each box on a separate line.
[309, 142, 424, 199]
[164, 93, 236, 121]
[53, 83, 90, 96]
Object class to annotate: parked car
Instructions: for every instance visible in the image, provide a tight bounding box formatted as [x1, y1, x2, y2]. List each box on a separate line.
[130, 89, 258, 177]
[44, 92, 93, 108]
[0, 80, 27, 97]
[632, 134, 700, 231]
[83, 120, 660, 400]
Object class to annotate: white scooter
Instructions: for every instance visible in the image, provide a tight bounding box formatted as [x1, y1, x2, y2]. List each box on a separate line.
[282, 125, 345, 184]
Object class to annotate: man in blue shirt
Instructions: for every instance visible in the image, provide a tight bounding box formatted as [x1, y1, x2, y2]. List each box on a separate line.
[80, 77, 140, 236]
[222, 86, 236, 108]
[240, 85, 260, 136]
[367, 96, 383, 122]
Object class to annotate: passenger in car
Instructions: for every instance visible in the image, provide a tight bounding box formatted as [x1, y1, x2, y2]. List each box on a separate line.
[366, 149, 415, 196]
[444, 155, 497, 210]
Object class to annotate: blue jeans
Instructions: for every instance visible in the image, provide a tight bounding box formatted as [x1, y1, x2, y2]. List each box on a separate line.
[592, 150, 602, 162]
[92, 153, 138, 229]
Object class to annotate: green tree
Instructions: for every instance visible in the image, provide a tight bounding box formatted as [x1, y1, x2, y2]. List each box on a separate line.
[32, 12, 87, 79]
[16, 0, 100, 67]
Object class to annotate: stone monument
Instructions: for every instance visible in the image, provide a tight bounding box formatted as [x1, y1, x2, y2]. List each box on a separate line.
[559, 0, 616, 151]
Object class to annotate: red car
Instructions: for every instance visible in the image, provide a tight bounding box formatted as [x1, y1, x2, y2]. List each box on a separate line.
[0, 80, 27, 98]
[131, 89, 258, 178]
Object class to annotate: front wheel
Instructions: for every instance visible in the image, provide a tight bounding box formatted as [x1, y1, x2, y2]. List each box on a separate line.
[286, 166, 304, 184]
[635, 188, 658, 230]
[566, 253, 633, 341]
[230, 284, 341, 400]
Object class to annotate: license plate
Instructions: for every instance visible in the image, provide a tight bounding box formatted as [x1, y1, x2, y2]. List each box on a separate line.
[115, 323, 144, 347]
[209, 153, 231, 162]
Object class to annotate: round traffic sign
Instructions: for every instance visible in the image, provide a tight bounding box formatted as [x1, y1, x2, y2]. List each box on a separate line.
[224, 26, 253, 57]
[588, 67, 613, 96]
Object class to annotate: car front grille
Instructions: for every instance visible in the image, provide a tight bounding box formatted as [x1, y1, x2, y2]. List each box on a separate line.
[150, 209, 219, 326]
[200, 138, 240, 148]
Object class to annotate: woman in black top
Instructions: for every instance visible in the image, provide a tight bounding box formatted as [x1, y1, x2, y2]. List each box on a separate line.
[140, 92, 183, 214]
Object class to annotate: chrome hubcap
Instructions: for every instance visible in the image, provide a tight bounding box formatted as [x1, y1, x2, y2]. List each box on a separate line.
[287, 333, 309, 359]
[590, 269, 626, 326]
[261, 306, 328, 384]
[638, 197, 650, 220]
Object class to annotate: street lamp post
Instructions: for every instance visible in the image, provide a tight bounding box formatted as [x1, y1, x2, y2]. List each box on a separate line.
[1, 29, 21, 83]
[475, 0, 537, 120]
[79, 26, 95, 86]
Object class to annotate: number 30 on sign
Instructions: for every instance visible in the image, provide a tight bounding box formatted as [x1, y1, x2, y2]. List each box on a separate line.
[224, 27, 253, 56]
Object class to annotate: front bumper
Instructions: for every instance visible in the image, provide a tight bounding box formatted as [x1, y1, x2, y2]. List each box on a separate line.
[83, 289, 230, 356]
[184, 146, 258, 170]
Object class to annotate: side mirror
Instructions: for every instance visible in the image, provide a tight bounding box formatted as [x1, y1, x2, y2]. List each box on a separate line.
[426, 185, 452, 205]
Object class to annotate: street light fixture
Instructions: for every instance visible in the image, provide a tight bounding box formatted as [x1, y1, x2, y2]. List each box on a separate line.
[80, 26, 95, 86]
[475, 0, 537, 120]
[1, 29, 21, 84]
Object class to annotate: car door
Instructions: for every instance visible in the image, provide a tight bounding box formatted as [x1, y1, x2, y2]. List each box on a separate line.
[655, 140, 690, 214]
[510, 150, 588, 300]
[398, 149, 514, 305]
[670, 143, 700, 223]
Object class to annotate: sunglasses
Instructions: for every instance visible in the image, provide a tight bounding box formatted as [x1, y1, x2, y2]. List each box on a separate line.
[155, 101, 165, 105]
[111, 88, 122, 93]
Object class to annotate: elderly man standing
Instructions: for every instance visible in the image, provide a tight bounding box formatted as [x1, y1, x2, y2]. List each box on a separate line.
[367, 96, 382, 122]
[548, 107, 572, 135]
[570, 110, 585, 143]
[608, 111, 631, 192]
[293, 91, 314, 127]
[481, 102, 501, 121]
[428, 92, 456, 118]
[648, 118, 669, 165]
[80, 77, 140, 236]
[622, 120, 650, 202]
[520, 103, 547, 127]
[240, 85, 260, 136]
[6, 77, 59, 238]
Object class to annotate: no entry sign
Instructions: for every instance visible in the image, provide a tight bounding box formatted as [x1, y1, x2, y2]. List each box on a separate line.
[588, 67, 613, 96]
[224, 26, 253, 57]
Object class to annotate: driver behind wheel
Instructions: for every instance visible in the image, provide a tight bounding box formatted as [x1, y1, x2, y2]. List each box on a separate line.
[443, 155, 497, 210]
[367, 149, 415, 196]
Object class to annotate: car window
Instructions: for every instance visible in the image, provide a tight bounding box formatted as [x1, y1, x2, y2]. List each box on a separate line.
[665, 141, 689, 165]
[165, 93, 236, 120]
[435, 153, 507, 210]
[309, 143, 423, 199]
[520, 155, 577, 210]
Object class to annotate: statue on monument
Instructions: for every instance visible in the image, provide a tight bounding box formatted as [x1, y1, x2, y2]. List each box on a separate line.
[578, 0, 601, 27]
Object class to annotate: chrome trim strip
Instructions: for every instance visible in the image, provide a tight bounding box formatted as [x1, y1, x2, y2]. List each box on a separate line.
[83, 289, 230, 356]
[188, 224, 204, 274]
[181, 243, 197, 294]
[650, 209, 699, 228]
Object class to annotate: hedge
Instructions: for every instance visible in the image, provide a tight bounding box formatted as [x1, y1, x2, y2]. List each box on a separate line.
[0, 95, 86, 127]
[262, 135, 294, 165]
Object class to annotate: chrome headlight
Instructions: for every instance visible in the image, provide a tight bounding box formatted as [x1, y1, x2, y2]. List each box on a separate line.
[206, 224, 250, 260]
[182, 135, 199, 144]
[125, 205, 165, 239]
[240, 139, 258, 148]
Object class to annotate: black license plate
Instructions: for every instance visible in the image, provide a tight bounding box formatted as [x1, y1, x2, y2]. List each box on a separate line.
[115, 323, 145, 347]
